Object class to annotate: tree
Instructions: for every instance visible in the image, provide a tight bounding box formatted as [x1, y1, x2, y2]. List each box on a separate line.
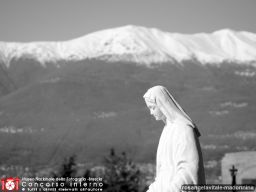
[103, 148, 141, 192]
[59, 155, 77, 178]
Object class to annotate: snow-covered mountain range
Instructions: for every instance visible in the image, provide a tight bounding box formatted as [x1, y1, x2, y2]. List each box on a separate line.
[1, 25, 256, 66]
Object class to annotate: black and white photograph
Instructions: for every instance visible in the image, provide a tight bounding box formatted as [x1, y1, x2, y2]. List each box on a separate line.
[0, 1, 256, 192]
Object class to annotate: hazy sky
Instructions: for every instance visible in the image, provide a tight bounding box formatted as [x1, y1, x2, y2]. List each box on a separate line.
[0, 0, 255, 42]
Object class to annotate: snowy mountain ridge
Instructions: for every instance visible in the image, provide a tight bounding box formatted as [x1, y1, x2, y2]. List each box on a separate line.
[1, 25, 256, 67]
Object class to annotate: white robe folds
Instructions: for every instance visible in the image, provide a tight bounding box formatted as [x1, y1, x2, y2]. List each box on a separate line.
[148, 117, 205, 192]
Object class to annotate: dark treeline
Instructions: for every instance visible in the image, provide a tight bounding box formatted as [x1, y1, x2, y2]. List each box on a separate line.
[51, 148, 148, 192]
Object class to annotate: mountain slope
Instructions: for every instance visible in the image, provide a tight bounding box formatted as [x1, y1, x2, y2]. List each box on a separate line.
[0, 59, 255, 167]
[0, 26, 256, 180]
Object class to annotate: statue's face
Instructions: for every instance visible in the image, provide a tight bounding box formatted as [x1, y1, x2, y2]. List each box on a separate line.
[146, 101, 165, 121]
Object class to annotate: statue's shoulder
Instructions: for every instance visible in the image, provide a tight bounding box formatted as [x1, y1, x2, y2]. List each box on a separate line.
[173, 118, 195, 137]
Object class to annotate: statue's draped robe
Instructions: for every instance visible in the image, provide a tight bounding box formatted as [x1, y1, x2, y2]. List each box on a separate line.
[148, 117, 205, 192]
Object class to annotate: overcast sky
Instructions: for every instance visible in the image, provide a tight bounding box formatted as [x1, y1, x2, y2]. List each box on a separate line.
[0, 0, 255, 42]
